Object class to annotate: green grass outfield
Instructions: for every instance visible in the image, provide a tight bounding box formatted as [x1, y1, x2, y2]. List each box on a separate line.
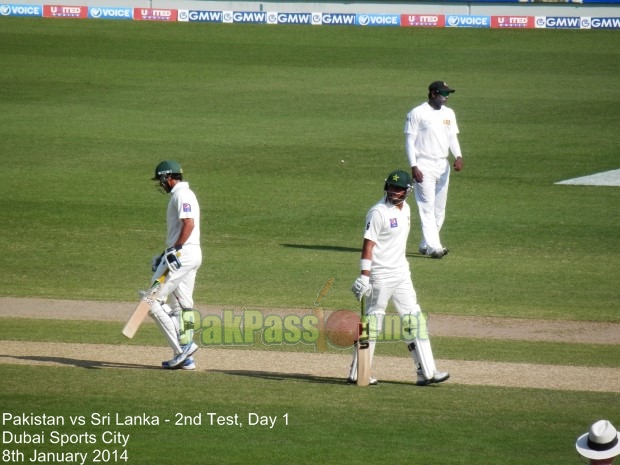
[0, 18, 619, 465]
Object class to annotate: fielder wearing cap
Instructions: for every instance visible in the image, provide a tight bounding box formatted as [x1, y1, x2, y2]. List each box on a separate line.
[404, 80, 463, 259]
[576, 420, 620, 464]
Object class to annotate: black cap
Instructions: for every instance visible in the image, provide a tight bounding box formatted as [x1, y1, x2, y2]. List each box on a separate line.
[429, 81, 455, 93]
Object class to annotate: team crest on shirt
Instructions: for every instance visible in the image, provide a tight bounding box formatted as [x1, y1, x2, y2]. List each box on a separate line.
[390, 218, 398, 228]
[183, 203, 191, 212]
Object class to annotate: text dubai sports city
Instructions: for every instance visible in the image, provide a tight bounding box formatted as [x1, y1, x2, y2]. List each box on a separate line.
[188, 309, 429, 347]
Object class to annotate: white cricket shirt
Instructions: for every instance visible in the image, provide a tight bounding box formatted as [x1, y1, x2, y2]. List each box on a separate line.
[404, 102, 459, 165]
[364, 199, 410, 277]
[166, 182, 201, 247]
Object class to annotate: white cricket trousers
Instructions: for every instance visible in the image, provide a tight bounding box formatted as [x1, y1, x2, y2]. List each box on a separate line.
[414, 157, 450, 252]
[153, 244, 202, 311]
[149, 244, 202, 355]
[348, 270, 422, 380]
[366, 271, 418, 323]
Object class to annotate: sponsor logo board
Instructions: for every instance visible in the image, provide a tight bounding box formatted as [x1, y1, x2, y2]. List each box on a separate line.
[400, 14, 444, 27]
[0, 3, 42, 16]
[446, 14, 490, 28]
[89, 7, 132, 19]
[356, 14, 400, 26]
[178, 9, 222, 22]
[491, 16, 534, 28]
[43, 4, 88, 18]
[133, 8, 177, 21]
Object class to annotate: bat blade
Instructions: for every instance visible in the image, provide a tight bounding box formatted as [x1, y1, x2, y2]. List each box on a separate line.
[121, 270, 168, 339]
[356, 334, 370, 387]
[121, 299, 151, 339]
[357, 295, 370, 387]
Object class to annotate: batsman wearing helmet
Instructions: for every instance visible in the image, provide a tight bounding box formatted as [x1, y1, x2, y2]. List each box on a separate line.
[149, 160, 201, 370]
[349, 169, 449, 386]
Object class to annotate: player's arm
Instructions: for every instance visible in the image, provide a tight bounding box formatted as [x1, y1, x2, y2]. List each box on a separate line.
[174, 218, 195, 249]
[405, 113, 423, 183]
[449, 132, 463, 172]
[162, 218, 194, 272]
[353, 232, 377, 301]
[360, 239, 375, 278]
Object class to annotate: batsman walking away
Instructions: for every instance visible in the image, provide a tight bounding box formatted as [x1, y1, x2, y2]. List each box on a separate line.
[143, 160, 202, 370]
[348, 169, 449, 386]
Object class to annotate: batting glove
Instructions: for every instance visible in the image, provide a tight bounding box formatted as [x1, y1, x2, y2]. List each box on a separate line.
[163, 247, 182, 272]
[351, 275, 371, 302]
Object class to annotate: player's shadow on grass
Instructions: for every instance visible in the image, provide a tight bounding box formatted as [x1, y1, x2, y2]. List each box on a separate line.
[280, 244, 359, 253]
[211, 369, 343, 384]
[406, 251, 434, 260]
[4, 355, 156, 370]
[210, 369, 414, 386]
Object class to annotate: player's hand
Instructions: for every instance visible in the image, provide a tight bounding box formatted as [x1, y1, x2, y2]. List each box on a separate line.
[351, 275, 371, 302]
[151, 254, 163, 272]
[412, 166, 424, 183]
[163, 247, 182, 272]
[453, 157, 463, 172]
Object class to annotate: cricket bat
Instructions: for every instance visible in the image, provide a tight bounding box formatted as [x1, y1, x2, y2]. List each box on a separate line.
[121, 270, 168, 339]
[357, 295, 370, 387]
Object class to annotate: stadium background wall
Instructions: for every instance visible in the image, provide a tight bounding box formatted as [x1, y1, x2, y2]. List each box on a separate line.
[7, 0, 620, 17]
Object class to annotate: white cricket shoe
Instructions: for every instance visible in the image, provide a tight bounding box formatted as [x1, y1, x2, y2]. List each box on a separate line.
[166, 342, 198, 369]
[416, 370, 450, 386]
[347, 376, 378, 386]
[430, 248, 449, 259]
[162, 357, 195, 370]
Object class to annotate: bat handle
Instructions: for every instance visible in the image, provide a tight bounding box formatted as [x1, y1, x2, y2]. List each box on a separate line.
[359, 295, 369, 342]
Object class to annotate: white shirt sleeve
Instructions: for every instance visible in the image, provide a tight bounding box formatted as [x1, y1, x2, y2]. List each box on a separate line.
[404, 110, 418, 167]
[406, 133, 417, 167]
[363, 207, 383, 244]
[449, 132, 462, 159]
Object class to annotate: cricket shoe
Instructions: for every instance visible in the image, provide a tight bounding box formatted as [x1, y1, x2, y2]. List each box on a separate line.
[347, 376, 378, 386]
[418, 246, 428, 255]
[162, 357, 195, 370]
[430, 248, 449, 259]
[166, 342, 198, 369]
[415, 370, 450, 386]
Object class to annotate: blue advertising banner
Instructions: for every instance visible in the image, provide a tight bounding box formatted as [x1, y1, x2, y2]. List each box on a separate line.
[88, 6, 132, 19]
[356, 13, 400, 26]
[0, 3, 42, 16]
[446, 15, 491, 28]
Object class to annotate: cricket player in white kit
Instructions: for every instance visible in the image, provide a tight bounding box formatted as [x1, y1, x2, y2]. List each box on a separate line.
[405, 81, 463, 259]
[149, 160, 201, 370]
[349, 169, 449, 386]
